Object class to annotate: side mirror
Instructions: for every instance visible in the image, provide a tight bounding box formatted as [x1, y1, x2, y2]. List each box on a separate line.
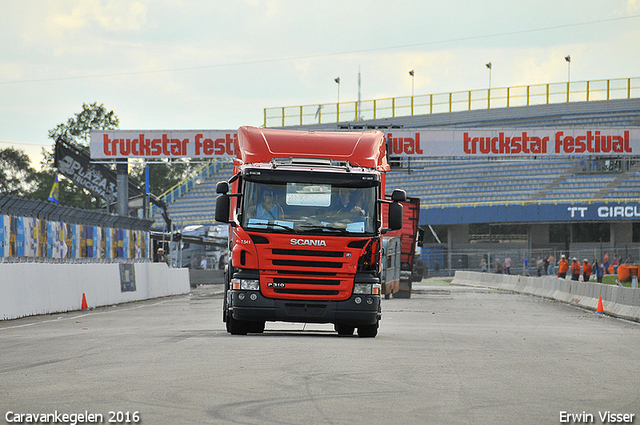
[216, 181, 229, 194]
[391, 189, 407, 202]
[215, 194, 230, 223]
[388, 202, 403, 231]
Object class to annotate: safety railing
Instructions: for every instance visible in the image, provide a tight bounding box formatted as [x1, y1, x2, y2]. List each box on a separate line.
[150, 159, 233, 217]
[264, 77, 640, 127]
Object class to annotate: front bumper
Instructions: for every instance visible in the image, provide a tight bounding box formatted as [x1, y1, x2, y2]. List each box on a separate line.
[228, 290, 381, 326]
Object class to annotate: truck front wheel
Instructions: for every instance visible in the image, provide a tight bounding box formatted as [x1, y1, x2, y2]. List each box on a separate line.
[226, 310, 248, 335]
[335, 324, 355, 336]
[357, 322, 378, 338]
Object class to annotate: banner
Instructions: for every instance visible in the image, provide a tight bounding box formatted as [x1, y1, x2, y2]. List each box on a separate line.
[421, 201, 640, 225]
[90, 130, 237, 159]
[23, 217, 38, 257]
[91, 128, 640, 159]
[0, 215, 8, 257]
[55, 138, 143, 201]
[386, 128, 640, 158]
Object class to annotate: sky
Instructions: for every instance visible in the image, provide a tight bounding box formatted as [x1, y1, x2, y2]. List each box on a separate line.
[1, 0, 640, 169]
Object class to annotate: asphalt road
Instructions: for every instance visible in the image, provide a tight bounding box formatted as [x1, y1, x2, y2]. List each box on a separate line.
[1, 280, 639, 425]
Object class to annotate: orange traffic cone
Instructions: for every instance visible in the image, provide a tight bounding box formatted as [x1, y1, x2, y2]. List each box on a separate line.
[596, 296, 604, 314]
[81, 293, 89, 311]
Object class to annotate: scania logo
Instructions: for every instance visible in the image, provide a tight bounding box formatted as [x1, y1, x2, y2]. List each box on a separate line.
[290, 238, 327, 247]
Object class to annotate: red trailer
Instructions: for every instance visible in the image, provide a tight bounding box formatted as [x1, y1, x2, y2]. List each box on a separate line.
[382, 196, 422, 298]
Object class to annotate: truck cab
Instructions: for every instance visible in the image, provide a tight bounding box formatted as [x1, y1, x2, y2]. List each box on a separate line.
[216, 127, 405, 337]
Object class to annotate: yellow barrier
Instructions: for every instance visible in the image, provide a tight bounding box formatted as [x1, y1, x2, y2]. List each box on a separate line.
[264, 77, 640, 127]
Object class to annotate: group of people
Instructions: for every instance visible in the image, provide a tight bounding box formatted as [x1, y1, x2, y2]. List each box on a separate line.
[481, 252, 632, 283]
[553, 255, 601, 282]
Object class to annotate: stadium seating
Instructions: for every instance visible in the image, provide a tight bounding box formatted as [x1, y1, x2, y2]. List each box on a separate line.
[151, 97, 640, 227]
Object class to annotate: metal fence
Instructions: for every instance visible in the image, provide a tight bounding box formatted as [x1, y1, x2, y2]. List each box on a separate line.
[0, 193, 153, 263]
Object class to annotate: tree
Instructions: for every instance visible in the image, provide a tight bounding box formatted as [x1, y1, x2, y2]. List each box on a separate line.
[0, 147, 37, 196]
[28, 102, 121, 208]
[31, 102, 197, 209]
[48, 102, 119, 147]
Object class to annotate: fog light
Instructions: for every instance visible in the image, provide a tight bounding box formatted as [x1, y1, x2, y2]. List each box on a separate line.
[366, 297, 374, 305]
[250, 293, 258, 301]
[238, 293, 246, 300]
[354, 296, 362, 304]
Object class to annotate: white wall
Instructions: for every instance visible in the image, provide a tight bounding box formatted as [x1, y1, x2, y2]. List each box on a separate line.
[1, 263, 190, 320]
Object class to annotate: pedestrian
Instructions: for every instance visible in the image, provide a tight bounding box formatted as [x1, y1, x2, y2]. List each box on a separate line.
[218, 253, 227, 270]
[200, 255, 207, 270]
[547, 254, 555, 276]
[504, 255, 512, 275]
[157, 248, 167, 264]
[522, 256, 529, 276]
[558, 254, 569, 279]
[582, 259, 592, 282]
[480, 258, 488, 272]
[536, 257, 544, 277]
[594, 259, 604, 283]
[570, 257, 580, 281]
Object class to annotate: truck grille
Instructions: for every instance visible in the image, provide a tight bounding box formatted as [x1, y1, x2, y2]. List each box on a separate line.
[270, 248, 344, 269]
[261, 246, 352, 300]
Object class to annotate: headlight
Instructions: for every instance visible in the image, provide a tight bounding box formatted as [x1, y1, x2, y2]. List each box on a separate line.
[353, 283, 381, 295]
[232, 278, 260, 290]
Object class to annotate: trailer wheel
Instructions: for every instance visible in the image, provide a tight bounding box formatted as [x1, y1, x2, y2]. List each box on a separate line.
[357, 322, 378, 338]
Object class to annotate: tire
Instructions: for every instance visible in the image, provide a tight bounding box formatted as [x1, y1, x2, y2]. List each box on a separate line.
[222, 263, 233, 323]
[247, 321, 265, 334]
[335, 324, 355, 336]
[357, 322, 378, 338]
[226, 310, 248, 335]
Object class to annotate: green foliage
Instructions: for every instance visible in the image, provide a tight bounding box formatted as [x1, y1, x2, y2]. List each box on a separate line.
[48, 102, 119, 147]
[24, 102, 121, 208]
[130, 159, 200, 197]
[29, 169, 102, 209]
[19, 101, 196, 209]
[0, 147, 37, 196]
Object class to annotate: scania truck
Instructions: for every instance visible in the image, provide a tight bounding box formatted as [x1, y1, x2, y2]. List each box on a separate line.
[215, 126, 405, 337]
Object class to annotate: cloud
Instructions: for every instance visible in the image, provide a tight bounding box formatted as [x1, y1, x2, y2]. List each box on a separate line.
[23, 0, 147, 44]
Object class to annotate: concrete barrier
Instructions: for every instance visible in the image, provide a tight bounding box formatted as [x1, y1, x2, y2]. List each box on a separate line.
[1, 262, 190, 320]
[451, 271, 640, 322]
[188, 269, 225, 287]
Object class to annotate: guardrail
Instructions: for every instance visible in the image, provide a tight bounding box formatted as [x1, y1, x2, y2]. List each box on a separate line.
[150, 159, 232, 218]
[264, 77, 640, 127]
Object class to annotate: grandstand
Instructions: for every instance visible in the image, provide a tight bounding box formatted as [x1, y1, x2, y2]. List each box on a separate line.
[152, 97, 640, 223]
[150, 87, 640, 274]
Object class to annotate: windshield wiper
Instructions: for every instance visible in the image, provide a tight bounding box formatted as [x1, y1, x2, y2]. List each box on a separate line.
[297, 223, 349, 233]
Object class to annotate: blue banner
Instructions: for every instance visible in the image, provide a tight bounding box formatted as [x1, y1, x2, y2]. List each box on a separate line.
[420, 201, 640, 225]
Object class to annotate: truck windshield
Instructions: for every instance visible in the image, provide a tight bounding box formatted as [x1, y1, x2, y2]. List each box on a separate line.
[241, 181, 376, 234]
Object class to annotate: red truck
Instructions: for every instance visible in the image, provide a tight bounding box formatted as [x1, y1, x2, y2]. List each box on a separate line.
[381, 197, 423, 298]
[215, 127, 405, 337]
